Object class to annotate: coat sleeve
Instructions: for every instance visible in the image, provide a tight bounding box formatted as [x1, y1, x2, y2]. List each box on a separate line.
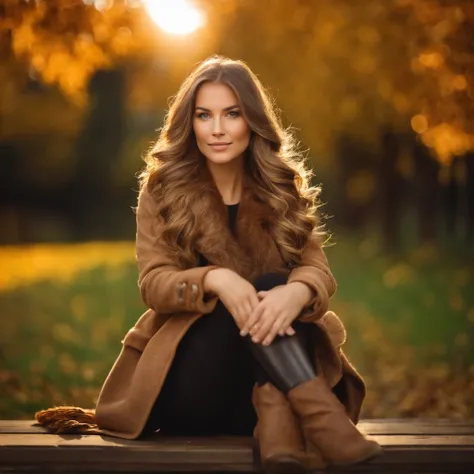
[136, 187, 221, 314]
[287, 233, 337, 322]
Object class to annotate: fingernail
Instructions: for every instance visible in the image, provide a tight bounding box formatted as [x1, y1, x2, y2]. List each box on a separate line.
[240, 330, 247, 336]
[252, 336, 259, 343]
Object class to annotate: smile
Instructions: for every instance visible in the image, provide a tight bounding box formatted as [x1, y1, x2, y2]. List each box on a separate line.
[209, 143, 231, 151]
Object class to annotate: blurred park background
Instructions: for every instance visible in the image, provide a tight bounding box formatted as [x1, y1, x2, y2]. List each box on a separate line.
[1, 0, 473, 421]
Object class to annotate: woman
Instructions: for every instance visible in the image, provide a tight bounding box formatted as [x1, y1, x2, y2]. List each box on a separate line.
[35, 56, 382, 473]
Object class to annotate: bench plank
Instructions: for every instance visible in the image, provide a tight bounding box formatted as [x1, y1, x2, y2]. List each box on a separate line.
[1, 420, 474, 473]
[0, 433, 254, 449]
[3, 419, 474, 435]
[360, 423, 474, 435]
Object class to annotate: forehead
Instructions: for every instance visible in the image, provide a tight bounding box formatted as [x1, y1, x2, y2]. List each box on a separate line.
[195, 82, 239, 109]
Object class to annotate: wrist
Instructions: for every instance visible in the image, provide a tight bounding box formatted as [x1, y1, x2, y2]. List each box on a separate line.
[203, 267, 227, 294]
[287, 281, 314, 308]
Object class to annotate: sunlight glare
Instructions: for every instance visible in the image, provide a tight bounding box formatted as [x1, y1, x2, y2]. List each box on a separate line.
[144, 0, 205, 35]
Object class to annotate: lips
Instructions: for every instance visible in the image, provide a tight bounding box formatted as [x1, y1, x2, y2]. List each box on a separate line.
[209, 142, 231, 151]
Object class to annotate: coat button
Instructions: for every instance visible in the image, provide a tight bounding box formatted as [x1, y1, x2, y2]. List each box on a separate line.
[190, 284, 199, 303]
[176, 281, 187, 303]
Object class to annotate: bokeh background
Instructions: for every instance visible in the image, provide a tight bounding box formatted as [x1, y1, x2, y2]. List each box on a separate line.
[1, 0, 473, 421]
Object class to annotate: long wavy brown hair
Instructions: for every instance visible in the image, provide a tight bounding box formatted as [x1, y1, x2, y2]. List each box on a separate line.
[138, 55, 329, 268]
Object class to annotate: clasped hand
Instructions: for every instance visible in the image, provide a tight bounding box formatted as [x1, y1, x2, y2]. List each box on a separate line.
[205, 269, 305, 346]
[240, 284, 302, 346]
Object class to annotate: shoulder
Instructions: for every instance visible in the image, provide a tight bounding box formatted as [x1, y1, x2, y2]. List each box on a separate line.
[138, 185, 153, 207]
[136, 182, 162, 215]
[135, 184, 165, 238]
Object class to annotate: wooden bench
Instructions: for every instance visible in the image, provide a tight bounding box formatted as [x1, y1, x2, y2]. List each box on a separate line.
[1, 419, 474, 473]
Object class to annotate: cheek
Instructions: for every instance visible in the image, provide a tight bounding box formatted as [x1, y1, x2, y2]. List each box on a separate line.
[193, 121, 207, 142]
[232, 120, 251, 143]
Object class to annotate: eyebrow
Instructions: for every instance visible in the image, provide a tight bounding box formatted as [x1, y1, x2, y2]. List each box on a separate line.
[195, 105, 240, 112]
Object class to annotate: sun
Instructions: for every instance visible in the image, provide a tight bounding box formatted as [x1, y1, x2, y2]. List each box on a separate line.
[144, 0, 205, 35]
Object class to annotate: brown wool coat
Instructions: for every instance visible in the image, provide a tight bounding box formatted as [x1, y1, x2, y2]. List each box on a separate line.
[91, 170, 366, 440]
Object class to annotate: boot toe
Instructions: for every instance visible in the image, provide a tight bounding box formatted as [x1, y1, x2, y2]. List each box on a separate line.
[332, 440, 383, 467]
[263, 455, 307, 474]
[364, 441, 384, 461]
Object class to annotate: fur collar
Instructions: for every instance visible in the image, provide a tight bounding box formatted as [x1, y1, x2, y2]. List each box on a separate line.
[191, 167, 289, 281]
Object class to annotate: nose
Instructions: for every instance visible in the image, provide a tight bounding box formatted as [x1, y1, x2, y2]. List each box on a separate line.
[212, 116, 224, 137]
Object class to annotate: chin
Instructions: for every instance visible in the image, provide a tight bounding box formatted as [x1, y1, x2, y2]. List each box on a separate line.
[206, 153, 240, 164]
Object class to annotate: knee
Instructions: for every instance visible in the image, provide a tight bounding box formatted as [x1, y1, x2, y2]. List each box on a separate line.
[252, 272, 288, 292]
[207, 300, 238, 328]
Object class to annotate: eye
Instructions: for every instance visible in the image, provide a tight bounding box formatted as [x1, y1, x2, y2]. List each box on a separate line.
[227, 110, 240, 118]
[196, 112, 210, 120]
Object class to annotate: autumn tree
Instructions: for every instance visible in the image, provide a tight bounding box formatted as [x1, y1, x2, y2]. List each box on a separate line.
[219, 0, 473, 245]
[1, 0, 473, 244]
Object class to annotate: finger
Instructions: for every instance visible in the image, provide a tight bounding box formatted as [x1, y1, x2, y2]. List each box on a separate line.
[255, 314, 280, 344]
[279, 325, 295, 337]
[249, 306, 267, 336]
[233, 313, 243, 331]
[234, 307, 248, 331]
[241, 301, 264, 336]
[239, 301, 252, 331]
[243, 301, 253, 324]
[248, 297, 269, 335]
[262, 318, 284, 346]
[251, 311, 276, 343]
[249, 292, 261, 311]
[257, 291, 268, 300]
[277, 319, 296, 336]
[240, 310, 257, 336]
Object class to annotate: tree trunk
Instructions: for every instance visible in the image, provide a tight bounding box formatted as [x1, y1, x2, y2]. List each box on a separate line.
[465, 153, 474, 242]
[69, 67, 127, 240]
[442, 159, 458, 238]
[413, 137, 439, 244]
[377, 125, 401, 252]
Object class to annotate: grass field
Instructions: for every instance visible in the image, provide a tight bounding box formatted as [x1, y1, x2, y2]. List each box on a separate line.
[1, 237, 473, 420]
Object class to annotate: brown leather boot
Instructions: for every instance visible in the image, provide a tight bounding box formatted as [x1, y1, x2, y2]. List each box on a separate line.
[252, 382, 309, 474]
[287, 377, 383, 467]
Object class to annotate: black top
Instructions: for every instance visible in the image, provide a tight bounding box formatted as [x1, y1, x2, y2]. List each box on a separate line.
[197, 203, 239, 267]
[227, 202, 239, 234]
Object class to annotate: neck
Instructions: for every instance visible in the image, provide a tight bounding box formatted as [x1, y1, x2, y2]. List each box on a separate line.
[206, 155, 244, 205]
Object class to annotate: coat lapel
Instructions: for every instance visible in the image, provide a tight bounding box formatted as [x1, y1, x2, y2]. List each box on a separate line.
[192, 167, 288, 281]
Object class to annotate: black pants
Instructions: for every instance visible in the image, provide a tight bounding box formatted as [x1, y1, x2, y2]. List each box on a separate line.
[141, 272, 315, 437]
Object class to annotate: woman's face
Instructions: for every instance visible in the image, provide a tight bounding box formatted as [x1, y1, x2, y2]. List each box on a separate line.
[193, 82, 251, 165]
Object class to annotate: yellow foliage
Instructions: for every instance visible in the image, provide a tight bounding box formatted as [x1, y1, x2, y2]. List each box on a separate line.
[422, 123, 474, 165]
[2, 1, 148, 105]
[411, 114, 428, 134]
[418, 51, 445, 69]
[454, 333, 469, 347]
[1, 0, 473, 162]
[0, 242, 135, 292]
[383, 262, 416, 288]
[335, 299, 474, 418]
[52, 323, 80, 344]
[408, 243, 439, 265]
